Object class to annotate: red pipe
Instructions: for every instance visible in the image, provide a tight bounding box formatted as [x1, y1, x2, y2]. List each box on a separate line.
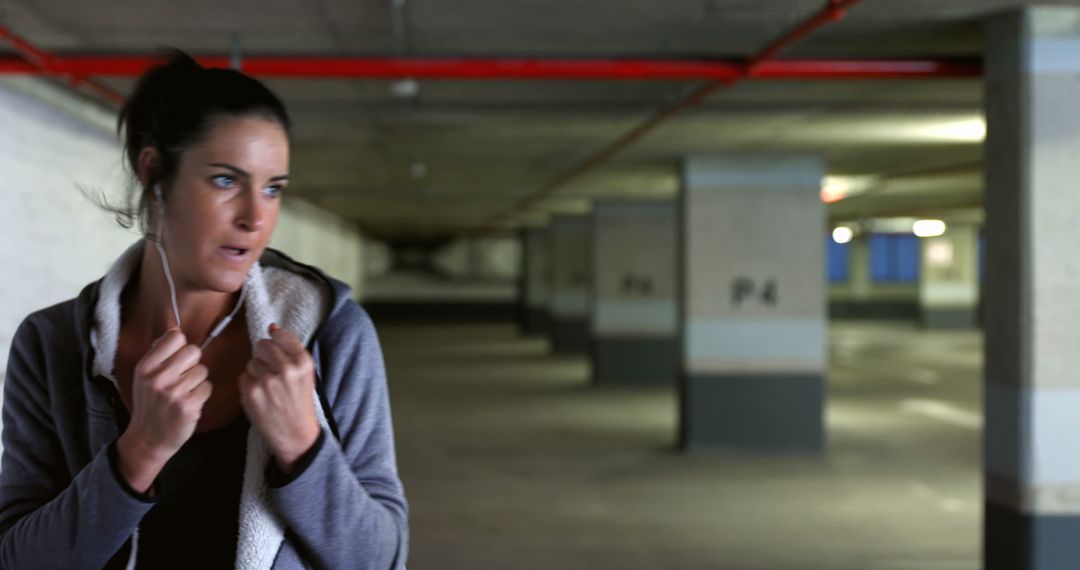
[0, 24, 55, 69]
[0, 25, 124, 103]
[746, 0, 855, 71]
[500, 0, 871, 218]
[753, 59, 980, 79]
[0, 54, 979, 80]
[0, 58, 36, 73]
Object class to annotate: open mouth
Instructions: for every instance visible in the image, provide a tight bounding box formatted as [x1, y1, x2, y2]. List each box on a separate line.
[220, 246, 250, 258]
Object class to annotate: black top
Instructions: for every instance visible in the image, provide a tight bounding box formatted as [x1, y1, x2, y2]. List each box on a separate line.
[135, 415, 249, 569]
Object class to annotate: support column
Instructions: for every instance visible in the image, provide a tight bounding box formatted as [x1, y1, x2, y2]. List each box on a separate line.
[850, 235, 872, 302]
[679, 155, 826, 452]
[549, 214, 592, 353]
[984, 8, 1080, 569]
[520, 227, 551, 335]
[590, 200, 678, 384]
[829, 234, 871, 320]
[919, 222, 980, 330]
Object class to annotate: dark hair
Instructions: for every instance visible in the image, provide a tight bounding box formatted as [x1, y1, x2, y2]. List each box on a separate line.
[100, 49, 290, 231]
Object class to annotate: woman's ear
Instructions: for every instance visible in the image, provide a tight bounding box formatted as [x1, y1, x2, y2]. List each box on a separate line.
[136, 146, 160, 190]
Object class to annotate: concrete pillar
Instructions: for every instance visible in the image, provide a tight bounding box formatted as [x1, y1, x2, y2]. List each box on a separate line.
[549, 215, 592, 353]
[918, 222, 980, 330]
[829, 234, 870, 320]
[850, 235, 872, 301]
[521, 227, 551, 335]
[984, 8, 1080, 569]
[590, 200, 678, 384]
[679, 155, 826, 452]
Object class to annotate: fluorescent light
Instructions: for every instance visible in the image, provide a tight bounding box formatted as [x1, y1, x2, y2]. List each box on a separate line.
[820, 184, 846, 204]
[895, 115, 986, 143]
[832, 226, 854, 244]
[409, 161, 429, 179]
[820, 175, 876, 203]
[913, 219, 947, 238]
[391, 78, 419, 98]
[926, 117, 986, 142]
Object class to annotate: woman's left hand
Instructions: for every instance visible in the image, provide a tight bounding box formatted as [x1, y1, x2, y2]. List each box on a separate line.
[240, 323, 321, 474]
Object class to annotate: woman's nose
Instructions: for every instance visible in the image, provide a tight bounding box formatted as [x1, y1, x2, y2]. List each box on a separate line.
[235, 191, 266, 232]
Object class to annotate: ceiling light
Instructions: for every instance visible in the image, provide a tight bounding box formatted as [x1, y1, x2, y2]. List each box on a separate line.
[913, 219, 947, 238]
[820, 175, 875, 203]
[911, 117, 986, 143]
[410, 161, 428, 179]
[391, 78, 419, 98]
[820, 184, 846, 204]
[832, 226, 853, 244]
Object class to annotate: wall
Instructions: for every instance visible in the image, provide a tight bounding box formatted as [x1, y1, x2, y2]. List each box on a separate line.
[431, 236, 521, 281]
[0, 79, 135, 375]
[828, 233, 920, 319]
[270, 197, 365, 298]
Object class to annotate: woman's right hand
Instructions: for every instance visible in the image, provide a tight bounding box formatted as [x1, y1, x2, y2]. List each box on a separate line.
[116, 328, 213, 494]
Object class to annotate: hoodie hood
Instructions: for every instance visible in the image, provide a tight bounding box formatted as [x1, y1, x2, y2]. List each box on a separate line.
[85, 239, 341, 570]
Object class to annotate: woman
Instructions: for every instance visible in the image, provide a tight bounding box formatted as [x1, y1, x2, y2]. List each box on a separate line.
[0, 51, 409, 569]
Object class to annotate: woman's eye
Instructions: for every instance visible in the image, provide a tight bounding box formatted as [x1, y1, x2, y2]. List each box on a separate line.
[211, 175, 237, 189]
[265, 184, 285, 198]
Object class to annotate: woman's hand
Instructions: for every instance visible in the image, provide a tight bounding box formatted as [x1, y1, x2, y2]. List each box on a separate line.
[239, 323, 321, 475]
[117, 328, 213, 494]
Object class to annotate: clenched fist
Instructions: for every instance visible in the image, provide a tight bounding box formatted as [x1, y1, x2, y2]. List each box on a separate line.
[239, 323, 321, 474]
[117, 328, 213, 494]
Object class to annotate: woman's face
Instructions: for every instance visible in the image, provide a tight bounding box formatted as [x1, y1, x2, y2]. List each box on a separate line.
[158, 115, 289, 293]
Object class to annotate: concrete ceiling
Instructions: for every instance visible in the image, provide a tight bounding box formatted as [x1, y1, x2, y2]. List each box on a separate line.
[2, 0, 1067, 237]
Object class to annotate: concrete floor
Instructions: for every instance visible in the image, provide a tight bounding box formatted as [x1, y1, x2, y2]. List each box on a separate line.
[381, 321, 982, 570]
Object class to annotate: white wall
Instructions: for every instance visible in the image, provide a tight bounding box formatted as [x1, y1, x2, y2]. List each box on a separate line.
[0, 78, 366, 374]
[270, 198, 365, 299]
[365, 239, 392, 274]
[0, 79, 136, 375]
[472, 237, 521, 279]
[431, 236, 521, 281]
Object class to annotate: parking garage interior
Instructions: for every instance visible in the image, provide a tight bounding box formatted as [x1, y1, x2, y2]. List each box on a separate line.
[3, 1, 1079, 568]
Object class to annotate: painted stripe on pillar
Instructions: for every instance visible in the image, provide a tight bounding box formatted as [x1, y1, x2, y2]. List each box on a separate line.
[986, 381, 1080, 514]
[986, 475, 1080, 515]
[1029, 38, 1080, 73]
[593, 299, 677, 336]
[552, 290, 589, 318]
[684, 318, 826, 374]
[920, 282, 980, 307]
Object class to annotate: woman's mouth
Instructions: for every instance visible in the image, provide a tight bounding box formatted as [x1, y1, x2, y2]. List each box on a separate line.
[219, 245, 251, 262]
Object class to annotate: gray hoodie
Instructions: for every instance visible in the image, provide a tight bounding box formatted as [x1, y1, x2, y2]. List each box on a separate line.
[0, 241, 409, 569]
